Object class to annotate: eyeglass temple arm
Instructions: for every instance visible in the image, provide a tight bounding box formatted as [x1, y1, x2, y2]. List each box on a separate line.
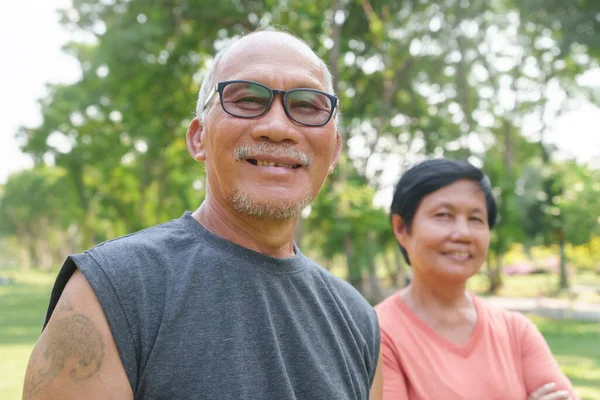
[202, 85, 219, 110]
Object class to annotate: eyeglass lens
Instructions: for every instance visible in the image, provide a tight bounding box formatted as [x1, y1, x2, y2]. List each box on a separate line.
[220, 81, 333, 126]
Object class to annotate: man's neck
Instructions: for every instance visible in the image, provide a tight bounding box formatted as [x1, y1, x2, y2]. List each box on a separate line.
[192, 199, 297, 258]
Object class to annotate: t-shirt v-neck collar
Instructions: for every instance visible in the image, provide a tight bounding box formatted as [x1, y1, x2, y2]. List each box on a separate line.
[392, 293, 485, 358]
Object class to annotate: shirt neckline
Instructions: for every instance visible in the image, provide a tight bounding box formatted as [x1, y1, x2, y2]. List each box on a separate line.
[391, 293, 485, 357]
[180, 211, 308, 275]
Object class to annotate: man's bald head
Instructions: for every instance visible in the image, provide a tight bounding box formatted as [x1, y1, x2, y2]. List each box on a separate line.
[195, 29, 336, 123]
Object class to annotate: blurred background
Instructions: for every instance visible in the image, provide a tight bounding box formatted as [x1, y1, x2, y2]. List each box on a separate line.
[0, 0, 599, 398]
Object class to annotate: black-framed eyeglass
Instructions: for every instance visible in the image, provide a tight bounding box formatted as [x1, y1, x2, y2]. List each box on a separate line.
[202, 80, 339, 127]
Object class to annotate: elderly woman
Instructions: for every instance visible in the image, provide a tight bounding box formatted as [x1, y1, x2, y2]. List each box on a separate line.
[375, 159, 576, 400]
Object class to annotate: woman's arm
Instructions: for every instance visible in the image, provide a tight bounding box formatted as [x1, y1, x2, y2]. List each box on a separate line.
[516, 314, 577, 400]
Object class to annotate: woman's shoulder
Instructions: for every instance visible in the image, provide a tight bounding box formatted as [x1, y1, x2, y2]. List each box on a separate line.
[473, 295, 535, 336]
[374, 292, 401, 317]
[374, 292, 415, 334]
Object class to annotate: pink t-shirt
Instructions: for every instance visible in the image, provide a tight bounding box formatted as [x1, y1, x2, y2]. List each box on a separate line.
[375, 294, 576, 400]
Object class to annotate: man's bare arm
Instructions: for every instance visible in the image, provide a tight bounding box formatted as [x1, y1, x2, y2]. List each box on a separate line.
[23, 270, 133, 400]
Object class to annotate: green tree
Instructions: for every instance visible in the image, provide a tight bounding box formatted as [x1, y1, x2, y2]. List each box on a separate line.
[0, 167, 79, 270]
[517, 159, 600, 289]
[13, 0, 600, 296]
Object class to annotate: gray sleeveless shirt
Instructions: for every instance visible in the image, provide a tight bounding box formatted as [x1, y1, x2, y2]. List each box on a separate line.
[44, 212, 379, 399]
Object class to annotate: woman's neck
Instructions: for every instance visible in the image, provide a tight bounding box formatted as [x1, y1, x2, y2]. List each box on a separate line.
[400, 280, 478, 344]
[399, 277, 474, 323]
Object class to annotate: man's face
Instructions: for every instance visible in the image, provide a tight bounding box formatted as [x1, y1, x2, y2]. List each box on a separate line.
[187, 33, 341, 221]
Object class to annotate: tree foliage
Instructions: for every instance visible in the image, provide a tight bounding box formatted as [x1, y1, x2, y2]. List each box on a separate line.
[2, 0, 599, 297]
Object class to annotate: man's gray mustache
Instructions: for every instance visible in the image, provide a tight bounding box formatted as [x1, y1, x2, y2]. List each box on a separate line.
[233, 143, 313, 169]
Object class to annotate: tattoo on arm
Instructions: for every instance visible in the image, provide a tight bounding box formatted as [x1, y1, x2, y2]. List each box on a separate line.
[23, 314, 105, 399]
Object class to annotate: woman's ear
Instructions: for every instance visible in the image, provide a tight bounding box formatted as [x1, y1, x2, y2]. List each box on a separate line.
[186, 118, 206, 162]
[391, 214, 410, 248]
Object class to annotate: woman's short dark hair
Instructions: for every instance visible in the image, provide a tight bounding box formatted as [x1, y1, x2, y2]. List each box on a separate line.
[390, 158, 497, 265]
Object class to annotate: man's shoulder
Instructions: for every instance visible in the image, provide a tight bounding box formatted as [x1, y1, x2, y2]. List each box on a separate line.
[305, 258, 375, 313]
[302, 257, 379, 363]
[94, 216, 188, 251]
[70, 214, 199, 275]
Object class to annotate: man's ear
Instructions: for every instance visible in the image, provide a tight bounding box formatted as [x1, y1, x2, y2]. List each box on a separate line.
[186, 118, 206, 162]
[327, 131, 342, 176]
[391, 214, 410, 248]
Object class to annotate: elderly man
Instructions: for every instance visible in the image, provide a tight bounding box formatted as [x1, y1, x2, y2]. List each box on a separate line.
[23, 29, 382, 400]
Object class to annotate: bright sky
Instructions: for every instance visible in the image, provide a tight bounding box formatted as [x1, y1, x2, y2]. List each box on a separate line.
[0, 1, 598, 185]
[0, 0, 79, 184]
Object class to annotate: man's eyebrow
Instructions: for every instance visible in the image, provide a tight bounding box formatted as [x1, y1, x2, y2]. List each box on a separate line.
[228, 74, 326, 91]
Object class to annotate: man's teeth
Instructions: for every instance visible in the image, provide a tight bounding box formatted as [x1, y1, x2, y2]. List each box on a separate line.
[256, 160, 295, 168]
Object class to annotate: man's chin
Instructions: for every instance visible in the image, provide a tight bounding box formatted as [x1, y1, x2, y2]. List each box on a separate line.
[230, 193, 312, 222]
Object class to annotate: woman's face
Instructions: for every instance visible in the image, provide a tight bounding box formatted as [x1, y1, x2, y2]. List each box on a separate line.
[393, 179, 491, 283]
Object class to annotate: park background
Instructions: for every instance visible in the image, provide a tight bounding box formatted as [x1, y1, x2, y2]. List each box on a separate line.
[0, 0, 599, 399]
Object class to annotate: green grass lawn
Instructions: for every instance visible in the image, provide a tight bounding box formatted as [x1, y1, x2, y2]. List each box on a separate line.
[467, 271, 600, 303]
[0, 270, 54, 399]
[1, 269, 599, 399]
[530, 316, 600, 400]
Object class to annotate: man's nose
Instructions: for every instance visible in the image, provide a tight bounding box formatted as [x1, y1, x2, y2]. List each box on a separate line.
[250, 98, 301, 143]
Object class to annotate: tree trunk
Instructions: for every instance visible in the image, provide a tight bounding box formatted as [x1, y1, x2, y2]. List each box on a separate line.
[18, 242, 31, 272]
[35, 237, 53, 272]
[329, 0, 345, 157]
[367, 269, 382, 304]
[394, 247, 406, 288]
[69, 159, 94, 249]
[82, 211, 95, 249]
[365, 233, 382, 303]
[344, 236, 363, 291]
[487, 252, 504, 294]
[558, 231, 569, 290]
[382, 251, 395, 287]
[524, 243, 533, 260]
[329, 0, 356, 294]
